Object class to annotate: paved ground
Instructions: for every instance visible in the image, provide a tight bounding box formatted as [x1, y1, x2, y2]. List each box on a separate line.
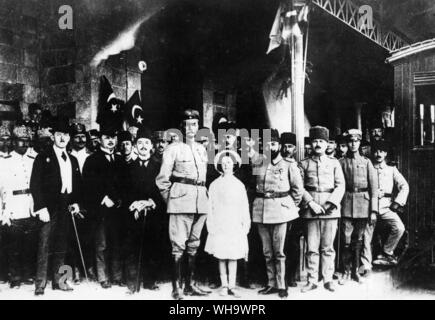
[0, 270, 434, 300]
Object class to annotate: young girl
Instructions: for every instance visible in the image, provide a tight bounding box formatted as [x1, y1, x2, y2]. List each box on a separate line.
[205, 150, 251, 297]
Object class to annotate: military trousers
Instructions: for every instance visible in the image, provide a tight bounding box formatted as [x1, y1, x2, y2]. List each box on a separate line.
[169, 213, 206, 258]
[257, 222, 288, 290]
[305, 218, 338, 284]
[361, 210, 405, 270]
[5, 217, 39, 282]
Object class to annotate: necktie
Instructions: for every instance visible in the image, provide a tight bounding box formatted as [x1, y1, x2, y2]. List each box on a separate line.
[61, 152, 67, 162]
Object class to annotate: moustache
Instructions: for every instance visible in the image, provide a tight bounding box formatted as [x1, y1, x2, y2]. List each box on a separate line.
[315, 146, 321, 150]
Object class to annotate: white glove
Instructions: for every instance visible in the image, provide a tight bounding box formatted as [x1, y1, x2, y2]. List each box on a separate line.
[101, 196, 115, 208]
[36, 208, 50, 223]
[309, 201, 326, 215]
[148, 198, 156, 210]
[68, 203, 84, 218]
[0, 211, 11, 226]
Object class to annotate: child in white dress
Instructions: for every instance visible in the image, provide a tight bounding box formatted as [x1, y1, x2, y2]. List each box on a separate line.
[205, 150, 251, 297]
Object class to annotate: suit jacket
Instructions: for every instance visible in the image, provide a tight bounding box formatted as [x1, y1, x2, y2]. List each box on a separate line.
[123, 157, 163, 225]
[339, 153, 379, 218]
[30, 147, 82, 214]
[82, 149, 123, 216]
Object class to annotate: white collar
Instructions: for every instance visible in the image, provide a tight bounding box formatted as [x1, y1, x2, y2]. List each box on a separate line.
[53, 145, 68, 158]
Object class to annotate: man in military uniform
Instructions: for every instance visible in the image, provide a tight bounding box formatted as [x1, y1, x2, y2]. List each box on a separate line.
[0, 124, 12, 283]
[325, 136, 338, 158]
[367, 141, 409, 268]
[0, 124, 39, 288]
[86, 129, 101, 153]
[152, 130, 169, 165]
[337, 133, 348, 159]
[339, 129, 378, 285]
[251, 129, 304, 298]
[298, 126, 345, 292]
[156, 109, 210, 300]
[30, 117, 83, 295]
[280, 132, 302, 287]
[70, 123, 91, 173]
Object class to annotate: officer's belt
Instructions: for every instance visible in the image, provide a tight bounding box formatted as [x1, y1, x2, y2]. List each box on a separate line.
[256, 191, 289, 199]
[305, 186, 334, 193]
[12, 188, 31, 196]
[346, 187, 369, 193]
[171, 176, 206, 187]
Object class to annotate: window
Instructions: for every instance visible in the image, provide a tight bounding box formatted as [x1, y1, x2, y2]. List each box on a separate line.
[415, 85, 435, 147]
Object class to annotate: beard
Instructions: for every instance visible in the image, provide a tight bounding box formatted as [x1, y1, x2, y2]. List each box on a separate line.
[270, 149, 280, 159]
[325, 148, 334, 155]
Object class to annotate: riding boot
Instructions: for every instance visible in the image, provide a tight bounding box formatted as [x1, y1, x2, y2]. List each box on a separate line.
[338, 245, 352, 285]
[352, 242, 363, 284]
[171, 255, 183, 300]
[184, 255, 210, 296]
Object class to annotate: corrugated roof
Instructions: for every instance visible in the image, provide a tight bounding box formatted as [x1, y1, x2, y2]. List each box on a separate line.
[386, 38, 435, 63]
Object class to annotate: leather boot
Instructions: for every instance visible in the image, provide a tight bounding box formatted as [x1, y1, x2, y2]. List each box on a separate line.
[184, 255, 210, 296]
[171, 256, 184, 300]
[239, 260, 254, 289]
[338, 245, 352, 285]
[352, 242, 364, 284]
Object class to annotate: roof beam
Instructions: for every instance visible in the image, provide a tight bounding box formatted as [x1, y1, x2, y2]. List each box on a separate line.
[312, 0, 409, 52]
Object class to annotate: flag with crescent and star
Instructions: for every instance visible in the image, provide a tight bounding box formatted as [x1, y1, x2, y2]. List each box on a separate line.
[97, 75, 124, 135]
[124, 90, 146, 128]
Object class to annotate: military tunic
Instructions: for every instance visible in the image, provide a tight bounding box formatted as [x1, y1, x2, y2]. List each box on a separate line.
[155, 140, 209, 257]
[251, 153, 304, 290]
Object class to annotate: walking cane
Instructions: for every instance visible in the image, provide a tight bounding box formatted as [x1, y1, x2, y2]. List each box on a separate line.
[135, 208, 148, 292]
[70, 212, 89, 282]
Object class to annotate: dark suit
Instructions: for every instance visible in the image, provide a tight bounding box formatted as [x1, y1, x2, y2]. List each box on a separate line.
[82, 149, 123, 283]
[30, 147, 82, 289]
[122, 157, 163, 292]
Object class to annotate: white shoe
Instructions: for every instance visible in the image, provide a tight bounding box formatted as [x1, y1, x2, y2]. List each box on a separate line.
[219, 286, 229, 296]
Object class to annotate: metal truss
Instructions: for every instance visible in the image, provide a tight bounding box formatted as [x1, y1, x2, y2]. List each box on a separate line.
[312, 0, 409, 52]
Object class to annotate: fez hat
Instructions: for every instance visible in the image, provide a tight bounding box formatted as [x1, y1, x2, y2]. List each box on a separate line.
[213, 149, 242, 174]
[337, 133, 347, 144]
[0, 124, 11, 138]
[153, 130, 169, 142]
[309, 126, 329, 142]
[217, 121, 237, 132]
[372, 140, 389, 153]
[370, 118, 384, 130]
[136, 127, 153, 141]
[269, 128, 280, 143]
[88, 129, 100, 138]
[51, 117, 70, 134]
[69, 122, 86, 136]
[346, 129, 362, 141]
[12, 125, 32, 140]
[280, 132, 296, 145]
[181, 109, 200, 122]
[117, 130, 133, 143]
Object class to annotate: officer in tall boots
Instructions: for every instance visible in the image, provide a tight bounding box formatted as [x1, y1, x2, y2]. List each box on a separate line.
[339, 129, 378, 285]
[156, 109, 211, 300]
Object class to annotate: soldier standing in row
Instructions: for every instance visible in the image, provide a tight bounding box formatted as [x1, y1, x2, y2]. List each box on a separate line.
[251, 129, 304, 298]
[30, 118, 83, 295]
[118, 131, 137, 165]
[152, 130, 169, 165]
[369, 141, 409, 267]
[339, 129, 378, 285]
[298, 126, 345, 292]
[0, 125, 39, 288]
[70, 123, 91, 173]
[156, 109, 211, 300]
